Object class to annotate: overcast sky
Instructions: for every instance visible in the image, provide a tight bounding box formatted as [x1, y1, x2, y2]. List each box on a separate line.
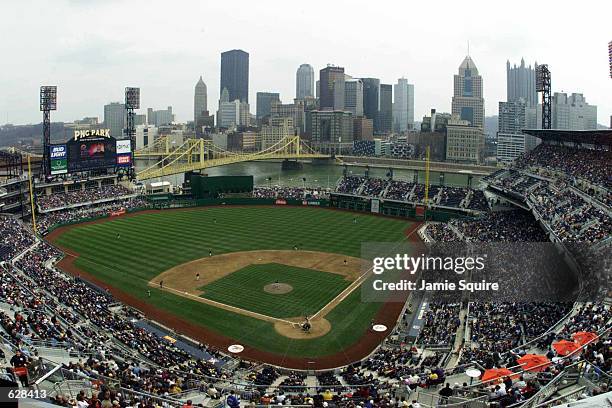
[1, 0, 611, 126]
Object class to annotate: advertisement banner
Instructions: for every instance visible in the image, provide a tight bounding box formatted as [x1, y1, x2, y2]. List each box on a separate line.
[116, 154, 132, 167]
[116, 139, 131, 154]
[50, 159, 68, 175]
[49, 145, 68, 175]
[371, 199, 380, 213]
[110, 208, 126, 217]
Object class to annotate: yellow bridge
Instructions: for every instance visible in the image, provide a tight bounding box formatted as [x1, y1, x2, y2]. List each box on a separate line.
[134, 135, 330, 180]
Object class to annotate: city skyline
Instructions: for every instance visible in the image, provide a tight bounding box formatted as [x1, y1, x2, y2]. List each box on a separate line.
[1, 0, 610, 126]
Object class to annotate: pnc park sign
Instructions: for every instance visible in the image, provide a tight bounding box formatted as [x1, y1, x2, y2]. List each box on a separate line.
[73, 128, 111, 140]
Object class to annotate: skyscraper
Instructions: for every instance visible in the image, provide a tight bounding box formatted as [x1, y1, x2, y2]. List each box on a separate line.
[393, 78, 414, 132]
[552, 92, 597, 130]
[446, 116, 484, 164]
[194, 76, 208, 125]
[103, 102, 125, 138]
[256, 92, 280, 120]
[451, 56, 484, 128]
[147, 106, 174, 126]
[319, 65, 345, 110]
[497, 100, 528, 163]
[308, 110, 353, 154]
[220, 49, 249, 103]
[296, 64, 315, 100]
[377, 84, 393, 133]
[344, 78, 364, 117]
[507, 59, 537, 107]
[361, 78, 380, 127]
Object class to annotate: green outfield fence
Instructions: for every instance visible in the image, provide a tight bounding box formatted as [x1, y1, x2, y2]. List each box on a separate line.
[42, 194, 476, 235]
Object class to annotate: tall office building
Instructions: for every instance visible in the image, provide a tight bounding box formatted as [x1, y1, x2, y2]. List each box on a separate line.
[147, 107, 174, 126]
[256, 92, 280, 120]
[552, 92, 597, 130]
[361, 78, 380, 125]
[217, 100, 250, 128]
[377, 84, 393, 133]
[270, 99, 306, 135]
[319, 65, 345, 110]
[507, 59, 537, 107]
[393, 78, 414, 132]
[220, 49, 249, 103]
[308, 110, 353, 154]
[344, 78, 364, 116]
[103, 102, 125, 138]
[451, 56, 484, 128]
[296, 64, 315, 100]
[446, 116, 484, 164]
[498, 58, 538, 163]
[260, 117, 295, 149]
[497, 100, 528, 163]
[194, 76, 208, 125]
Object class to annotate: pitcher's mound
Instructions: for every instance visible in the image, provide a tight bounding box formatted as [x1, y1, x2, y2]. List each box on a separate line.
[264, 283, 293, 294]
[275, 318, 331, 339]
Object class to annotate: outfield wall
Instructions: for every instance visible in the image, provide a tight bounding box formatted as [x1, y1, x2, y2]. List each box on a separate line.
[41, 195, 475, 235]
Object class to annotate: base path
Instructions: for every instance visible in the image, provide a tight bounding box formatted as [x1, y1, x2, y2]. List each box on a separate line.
[46, 207, 422, 369]
[148, 250, 363, 328]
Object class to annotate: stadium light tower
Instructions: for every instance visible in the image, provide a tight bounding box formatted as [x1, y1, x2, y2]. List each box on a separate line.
[40, 86, 57, 177]
[124, 87, 140, 179]
[535, 64, 551, 130]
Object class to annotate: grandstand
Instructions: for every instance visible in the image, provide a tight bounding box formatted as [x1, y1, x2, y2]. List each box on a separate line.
[0, 130, 609, 408]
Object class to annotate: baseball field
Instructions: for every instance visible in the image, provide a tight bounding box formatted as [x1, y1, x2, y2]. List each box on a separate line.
[48, 206, 419, 368]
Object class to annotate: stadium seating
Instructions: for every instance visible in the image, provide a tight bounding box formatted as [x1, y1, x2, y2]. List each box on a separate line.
[334, 175, 490, 211]
[0, 151, 609, 408]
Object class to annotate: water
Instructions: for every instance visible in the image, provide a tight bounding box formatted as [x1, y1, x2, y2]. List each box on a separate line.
[135, 159, 481, 188]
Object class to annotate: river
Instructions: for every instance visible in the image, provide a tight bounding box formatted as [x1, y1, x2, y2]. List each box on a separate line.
[135, 159, 482, 189]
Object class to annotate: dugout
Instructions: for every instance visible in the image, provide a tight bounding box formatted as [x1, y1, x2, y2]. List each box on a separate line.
[189, 174, 254, 199]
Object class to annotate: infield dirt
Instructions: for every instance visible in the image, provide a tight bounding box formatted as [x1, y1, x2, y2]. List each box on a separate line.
[46, 207, 422, 369]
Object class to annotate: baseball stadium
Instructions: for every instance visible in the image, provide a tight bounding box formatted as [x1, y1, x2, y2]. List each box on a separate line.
[0, 104, 610, 408]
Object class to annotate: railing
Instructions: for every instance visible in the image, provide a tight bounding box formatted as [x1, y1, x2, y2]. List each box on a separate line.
[411, 389, 489, 407]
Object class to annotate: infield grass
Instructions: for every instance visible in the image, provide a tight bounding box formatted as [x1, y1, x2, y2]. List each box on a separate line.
[52, 206, 413, 358]
[200, 263, 351, 318]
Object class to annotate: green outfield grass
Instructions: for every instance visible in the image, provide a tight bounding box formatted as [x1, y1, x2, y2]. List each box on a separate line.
[200, 263, 350, 318]
[52, 206, 413, 358]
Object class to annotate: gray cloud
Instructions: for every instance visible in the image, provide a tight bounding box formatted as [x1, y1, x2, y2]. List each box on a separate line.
[0, 0, 610, 126]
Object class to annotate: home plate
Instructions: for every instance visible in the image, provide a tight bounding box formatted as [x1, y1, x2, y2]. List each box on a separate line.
[372, 324, 387, 332]
[228, 344, 244, 353]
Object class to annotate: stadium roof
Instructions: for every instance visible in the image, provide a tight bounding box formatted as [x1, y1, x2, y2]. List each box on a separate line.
[522, 129, 612, 147]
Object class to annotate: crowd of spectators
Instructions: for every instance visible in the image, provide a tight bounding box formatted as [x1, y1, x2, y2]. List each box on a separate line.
[484, 143, 611, 248]
[427, 211, 547, 243]
[438, 187, 468, 207]
[385, 181, 414, 201]
[416, 302, 461, 347]
[37, 185, 134, 212]
[0, 217, 34, 261]
[361, 178, 388, 197]
[0, 172, 608, 407]
[252, 186, 329, 200]
[451, 211, 548, 242]
[530, 183, 611, 244]
[335, 176, 365, 194]
[514, 144, 611, 188]
[37, 197, 149, 236]
[335, 176, 488, 211]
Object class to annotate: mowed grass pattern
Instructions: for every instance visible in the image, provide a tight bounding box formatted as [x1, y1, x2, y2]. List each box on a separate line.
[53, 207, 413, 358]
[200, 263, 350, 318]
